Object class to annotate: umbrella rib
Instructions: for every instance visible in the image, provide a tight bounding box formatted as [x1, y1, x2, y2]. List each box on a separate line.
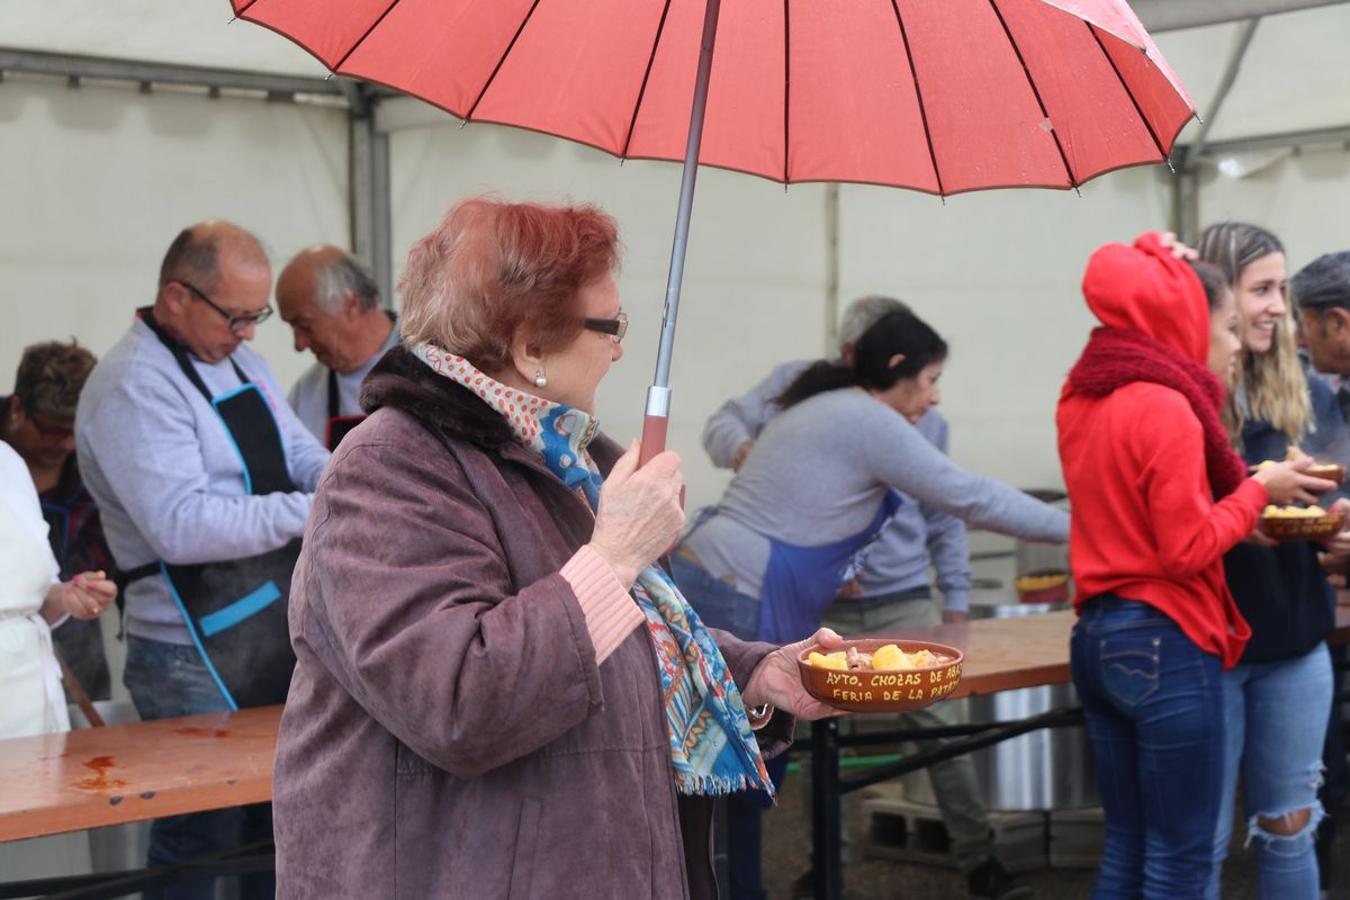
[619, 0, 676, 159]
[235, 0, 259, 14]
[986, 0, 1077, 189]
[889, 0, 945, 197]
[465, 0, 546, 123]
[782, 0, 791, 184]
[331, 0, 405, 75]
[1085, 22, 1168, 161]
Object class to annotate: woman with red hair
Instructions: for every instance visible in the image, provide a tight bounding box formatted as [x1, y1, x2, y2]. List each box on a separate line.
[1058, 232, 1330, 898]
[272, 196, 840, 899]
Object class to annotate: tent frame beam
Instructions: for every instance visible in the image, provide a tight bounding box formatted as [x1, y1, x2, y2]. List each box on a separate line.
[0, 48, 392, 301]
[1133, 0, 1349, 32]
[0, 47, 345, 96]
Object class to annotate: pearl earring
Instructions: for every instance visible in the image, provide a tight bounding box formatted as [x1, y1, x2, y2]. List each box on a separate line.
[533, 370, 548, 388]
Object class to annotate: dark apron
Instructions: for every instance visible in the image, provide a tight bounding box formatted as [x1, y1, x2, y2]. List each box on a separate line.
[755, 490, 904, 644]
[121, 309, 301, 709]
[324, 368, 365, 450]
[325, 312, 396, 450]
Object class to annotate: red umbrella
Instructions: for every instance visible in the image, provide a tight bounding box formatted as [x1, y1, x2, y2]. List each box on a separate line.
[230, 0, 1195, 459]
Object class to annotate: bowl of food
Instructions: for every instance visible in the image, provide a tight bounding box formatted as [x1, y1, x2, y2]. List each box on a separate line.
[797, 639, 963, 713]
[1259, 505, 1346, 542]
[1254, 451, 1345, 487]
[1305, 463, 1346, 486]
[1014, 569, 1070, 604]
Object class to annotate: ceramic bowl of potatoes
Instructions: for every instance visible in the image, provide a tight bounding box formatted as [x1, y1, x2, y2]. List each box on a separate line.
[1258, 505, 1346, 542]
[797, 639, 963, 713]
[1254, 455, 1345, 487]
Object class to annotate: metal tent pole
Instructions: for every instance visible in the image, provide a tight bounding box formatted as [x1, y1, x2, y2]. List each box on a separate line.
[639, 0, 723, 465]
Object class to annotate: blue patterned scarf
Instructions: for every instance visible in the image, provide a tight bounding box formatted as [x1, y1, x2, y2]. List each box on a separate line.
[411, 344, 772, 795]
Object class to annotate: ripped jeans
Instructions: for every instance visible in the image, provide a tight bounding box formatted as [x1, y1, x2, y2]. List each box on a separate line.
[1210, 642, 1333, 900]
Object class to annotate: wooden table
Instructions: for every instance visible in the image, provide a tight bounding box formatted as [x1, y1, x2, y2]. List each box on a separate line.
[806, 603, 1350, 900]
[1, 605, 1346, 876]
[0, 706, 278, 843]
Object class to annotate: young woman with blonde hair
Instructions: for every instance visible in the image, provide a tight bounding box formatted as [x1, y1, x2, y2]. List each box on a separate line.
[1198, 221, 1345, 899]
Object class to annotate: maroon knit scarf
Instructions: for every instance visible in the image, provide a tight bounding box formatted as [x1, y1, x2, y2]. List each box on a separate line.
[1068, 326, 1246, 498]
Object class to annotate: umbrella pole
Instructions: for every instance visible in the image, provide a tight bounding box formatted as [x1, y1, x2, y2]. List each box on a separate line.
[639, 0, 722, 466]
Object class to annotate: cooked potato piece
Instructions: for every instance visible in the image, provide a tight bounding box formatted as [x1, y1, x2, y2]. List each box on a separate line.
[808, 651, 848, 670]
[871, 644, 905, 671]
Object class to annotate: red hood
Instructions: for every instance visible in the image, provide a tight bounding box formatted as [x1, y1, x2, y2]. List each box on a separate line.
[1081, 232, 1208, 367]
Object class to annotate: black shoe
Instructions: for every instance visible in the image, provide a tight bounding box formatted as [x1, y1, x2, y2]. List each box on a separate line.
[967, 858, 1034, 900]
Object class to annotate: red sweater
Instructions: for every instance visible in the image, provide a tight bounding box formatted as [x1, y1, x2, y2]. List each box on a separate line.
[1058, 235, 1264, 668]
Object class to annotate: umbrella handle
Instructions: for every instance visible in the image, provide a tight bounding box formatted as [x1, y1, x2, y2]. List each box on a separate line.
[639, 413, 668, 468]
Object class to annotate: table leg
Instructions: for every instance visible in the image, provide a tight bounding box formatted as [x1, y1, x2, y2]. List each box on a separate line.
[811, 719, 842, 900]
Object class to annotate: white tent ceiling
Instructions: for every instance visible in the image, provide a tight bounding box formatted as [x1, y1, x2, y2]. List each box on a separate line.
[1, 0, 1348, 145]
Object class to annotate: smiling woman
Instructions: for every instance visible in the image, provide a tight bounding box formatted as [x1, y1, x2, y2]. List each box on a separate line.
[1197, 221, 1345, 898]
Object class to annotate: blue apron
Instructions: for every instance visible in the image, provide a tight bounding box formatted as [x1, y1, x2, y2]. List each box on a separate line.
[755, 490, 904, 643]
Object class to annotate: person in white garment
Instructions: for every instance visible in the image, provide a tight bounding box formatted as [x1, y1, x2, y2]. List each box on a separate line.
[276, 246, 398, 450]
[0, 443, 116, 738]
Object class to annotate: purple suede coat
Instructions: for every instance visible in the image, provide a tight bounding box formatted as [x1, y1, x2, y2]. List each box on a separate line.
[273, 348, 792, 899]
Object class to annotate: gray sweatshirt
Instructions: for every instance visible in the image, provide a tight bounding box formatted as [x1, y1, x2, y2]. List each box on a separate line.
[685, 388, 1068, 600]
[76, 318, 330, 645]
[287, 323, 400, 443]
[702, 359, 973, 610]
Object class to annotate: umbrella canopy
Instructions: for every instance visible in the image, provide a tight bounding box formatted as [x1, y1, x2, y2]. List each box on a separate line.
[229, 0, 1196, 472]
[231, 0, 1194, 194]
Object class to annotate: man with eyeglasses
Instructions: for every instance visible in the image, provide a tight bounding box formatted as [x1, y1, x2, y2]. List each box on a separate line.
[75, 220, 329, 900]
[2, 340, 116, 702]
[276, 246, 399, 450]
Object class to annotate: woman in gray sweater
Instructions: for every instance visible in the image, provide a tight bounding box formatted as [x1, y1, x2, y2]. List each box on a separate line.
[672, 308, 1067, 900]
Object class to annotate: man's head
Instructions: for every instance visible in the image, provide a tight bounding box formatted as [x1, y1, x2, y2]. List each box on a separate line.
[276, 246, 385, 374]
[6, 341, 97, 470]
[838, 295, 912, 365]
[1293, 252, 1350, 376]
[154, 221, 273, 364]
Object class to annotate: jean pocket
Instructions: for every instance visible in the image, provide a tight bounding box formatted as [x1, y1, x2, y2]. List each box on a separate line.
[1100, 635, 1161, 708]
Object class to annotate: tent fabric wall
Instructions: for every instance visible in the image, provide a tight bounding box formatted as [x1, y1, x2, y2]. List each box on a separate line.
[389, 121, 831, 511]
[1, 76, 350, 390]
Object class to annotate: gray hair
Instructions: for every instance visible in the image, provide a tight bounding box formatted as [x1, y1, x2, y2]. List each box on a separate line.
[838, 294, 912, 350]
[316, 253, 381, 314]
[1292, 252, 1350, 312]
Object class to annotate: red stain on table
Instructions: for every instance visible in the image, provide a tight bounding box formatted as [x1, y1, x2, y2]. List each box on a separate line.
[174, 727, 231, 738]
[75, 756, 127, 791]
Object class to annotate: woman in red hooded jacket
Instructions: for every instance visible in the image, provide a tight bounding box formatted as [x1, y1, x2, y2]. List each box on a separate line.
[1057, 232, 1331, 898]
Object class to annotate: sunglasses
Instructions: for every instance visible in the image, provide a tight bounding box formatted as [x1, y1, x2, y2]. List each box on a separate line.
[175, 280, 274, 335]
[582, 311, 628, 343]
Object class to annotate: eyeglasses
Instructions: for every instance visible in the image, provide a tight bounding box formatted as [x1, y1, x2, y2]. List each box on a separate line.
[175, 280, 273, 335]
[582, 311, 628, 344]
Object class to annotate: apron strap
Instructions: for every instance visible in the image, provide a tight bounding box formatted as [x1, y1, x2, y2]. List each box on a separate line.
[139, 307, 251, 402]
[327, 368, 340, 420]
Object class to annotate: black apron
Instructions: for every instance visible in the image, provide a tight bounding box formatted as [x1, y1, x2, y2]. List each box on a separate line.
[324, 312, 396, 450]
[121, 310, 301, 709]
[324, 368, 365, 450]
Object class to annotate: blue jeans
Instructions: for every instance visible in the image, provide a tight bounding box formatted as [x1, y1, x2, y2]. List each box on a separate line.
[1071, 596, 1226, 899]
[671, 555, 772, 900]
[1209, 642, 1332, 900]
[124, 636, 276, 900]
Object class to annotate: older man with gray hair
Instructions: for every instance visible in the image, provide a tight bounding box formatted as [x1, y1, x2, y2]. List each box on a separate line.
[277, 246, 399, 449]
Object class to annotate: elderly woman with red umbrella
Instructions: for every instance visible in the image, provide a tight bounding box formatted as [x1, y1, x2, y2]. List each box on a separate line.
[272, 196, 841, 899]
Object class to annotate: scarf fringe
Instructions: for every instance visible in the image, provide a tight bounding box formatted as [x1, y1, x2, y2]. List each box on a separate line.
[675, 770, 776, 798]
